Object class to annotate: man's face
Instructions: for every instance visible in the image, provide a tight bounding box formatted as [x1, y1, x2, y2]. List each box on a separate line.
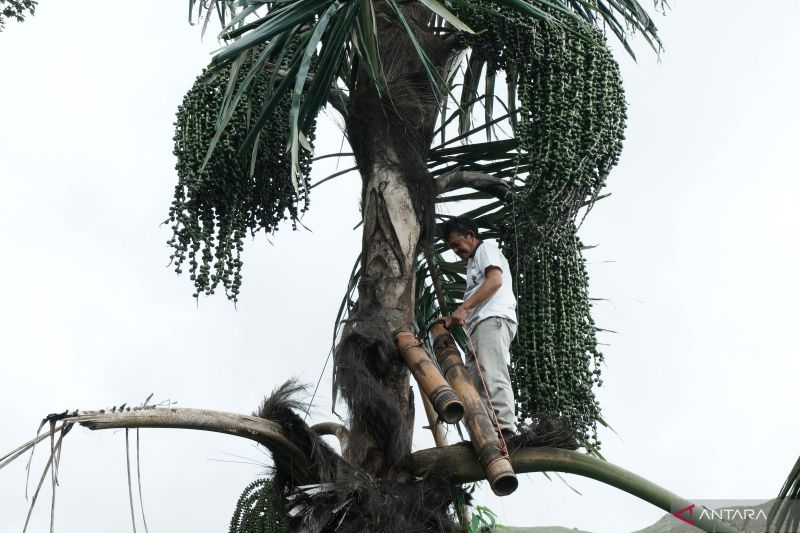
[446, 231, 479, 261]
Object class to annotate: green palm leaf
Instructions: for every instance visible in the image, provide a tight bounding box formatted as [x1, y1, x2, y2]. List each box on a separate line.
[186, 0, 660, 196]
[767, 454, 800, 533]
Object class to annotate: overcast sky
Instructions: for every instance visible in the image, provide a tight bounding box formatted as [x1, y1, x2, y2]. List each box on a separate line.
[1, 2, 798, 532]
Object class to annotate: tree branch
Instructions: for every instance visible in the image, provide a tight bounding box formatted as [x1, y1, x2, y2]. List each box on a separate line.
[63, 408, 318, 484]
[408, 444, 744, 533]
[434, 169, 511, 200]
[4, 407, 744, 533]
[311, 421, 350, 455]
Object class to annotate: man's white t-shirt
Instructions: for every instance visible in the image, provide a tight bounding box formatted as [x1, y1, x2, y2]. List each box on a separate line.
[464, 241, 517, 332]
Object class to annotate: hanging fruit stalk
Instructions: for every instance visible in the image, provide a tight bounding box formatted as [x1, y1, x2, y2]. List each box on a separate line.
[428, 322, 518, 496]
[448, 4, 627, 448]
[395, 331, 464, 425]
[168, 43, 315, 302]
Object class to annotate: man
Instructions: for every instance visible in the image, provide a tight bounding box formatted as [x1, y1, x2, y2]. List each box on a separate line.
[441, 216, 518, 442]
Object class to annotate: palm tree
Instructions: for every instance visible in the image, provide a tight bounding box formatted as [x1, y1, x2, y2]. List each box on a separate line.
[6, 1, 798, 532]
[166, 0, 663, 473]
[166, 0, 683, 528]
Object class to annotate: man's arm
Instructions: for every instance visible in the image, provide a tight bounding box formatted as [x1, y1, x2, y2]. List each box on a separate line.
[449, 266, 502, 327]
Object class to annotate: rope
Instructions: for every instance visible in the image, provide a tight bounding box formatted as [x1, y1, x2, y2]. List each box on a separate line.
[395, 331, 424, 358]
[463, 325, 510, 459]
[303, 348, 331, 422]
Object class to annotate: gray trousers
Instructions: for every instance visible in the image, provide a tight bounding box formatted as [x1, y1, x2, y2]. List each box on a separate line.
[464, 317, 518, 434]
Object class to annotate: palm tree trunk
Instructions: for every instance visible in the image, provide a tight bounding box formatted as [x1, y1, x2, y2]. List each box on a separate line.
[334, 127, 423, 474]
[335, 5, 451, 476]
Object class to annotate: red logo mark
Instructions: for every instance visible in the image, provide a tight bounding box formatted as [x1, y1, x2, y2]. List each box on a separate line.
[673, 504, 695, 526]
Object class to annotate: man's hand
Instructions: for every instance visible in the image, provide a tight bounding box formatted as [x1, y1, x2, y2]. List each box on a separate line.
[441, 306, 468, 330]
[452, 305, 468, 326]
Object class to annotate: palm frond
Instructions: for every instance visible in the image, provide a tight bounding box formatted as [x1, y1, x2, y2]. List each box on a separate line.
[566, 0, 665, 56]
[767, 454, 800, 533]
[184, 0, 661, 188]
[414, 254, 468, 349]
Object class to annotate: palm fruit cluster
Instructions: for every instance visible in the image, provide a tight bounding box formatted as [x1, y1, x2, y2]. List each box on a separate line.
[456, 5, 626, 447]
[228, 478, 287, 533]
[503, 225, 605, 447]
[167, 49, 315, 302]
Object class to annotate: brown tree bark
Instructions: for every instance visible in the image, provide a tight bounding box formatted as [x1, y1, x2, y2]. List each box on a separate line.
[334, 5, 456, 477]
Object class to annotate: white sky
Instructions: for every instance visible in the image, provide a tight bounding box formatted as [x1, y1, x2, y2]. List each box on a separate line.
[1, 2, 798, 532]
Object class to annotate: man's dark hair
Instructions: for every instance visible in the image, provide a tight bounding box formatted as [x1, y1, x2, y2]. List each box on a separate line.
[441, 216, 479, 240]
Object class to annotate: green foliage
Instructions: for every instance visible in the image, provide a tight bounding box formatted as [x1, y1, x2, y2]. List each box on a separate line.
[468, 504, 501, 532]
[562, 0, 667, 59]
[168, 47, 315, 301]
[186, 0, 660, 196]
[0, 0, 36, 30]
[766, 453, 800, 533]
[176, 0, 658, 306]
[183, 0, 647, 448]
[229, 478, 288, 533]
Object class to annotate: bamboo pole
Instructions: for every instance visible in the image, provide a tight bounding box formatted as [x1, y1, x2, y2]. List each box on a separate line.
[395, 331, 464, 424]
[421, 394, 449, 448]
[428, 322, 518, 496]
